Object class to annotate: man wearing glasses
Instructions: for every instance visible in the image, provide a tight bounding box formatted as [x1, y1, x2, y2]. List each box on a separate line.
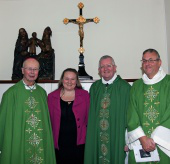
[127, 49, 170, 163]
[0, 58, 56, 163]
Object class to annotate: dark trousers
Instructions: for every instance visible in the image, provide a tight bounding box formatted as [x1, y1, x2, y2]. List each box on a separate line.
[55, 144, 85, 164]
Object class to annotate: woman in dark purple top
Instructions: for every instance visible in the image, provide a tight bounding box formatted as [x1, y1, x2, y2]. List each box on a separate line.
[48, 68, 90, 164]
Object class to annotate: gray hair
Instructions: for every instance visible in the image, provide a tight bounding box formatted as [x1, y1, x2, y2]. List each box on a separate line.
[143, 49, 160, 59]
[98, 55, 115, 68]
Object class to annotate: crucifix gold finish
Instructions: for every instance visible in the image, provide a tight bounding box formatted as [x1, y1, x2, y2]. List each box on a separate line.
[63, 2, 100, 52]
[63, 2, 100, 80]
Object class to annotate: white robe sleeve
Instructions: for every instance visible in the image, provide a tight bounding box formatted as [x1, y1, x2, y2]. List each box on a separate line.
[127, 126, 145, 150]
[151, 126, 170, 157]
[128, 126, 145, 143]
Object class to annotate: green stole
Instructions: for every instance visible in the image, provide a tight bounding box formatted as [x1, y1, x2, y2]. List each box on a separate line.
[99, 84, 111, 163]
[24, 84, 45, 163]
[142, 84, 160, 137]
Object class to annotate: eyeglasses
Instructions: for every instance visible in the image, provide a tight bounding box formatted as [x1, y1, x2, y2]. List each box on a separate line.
[23, 67, 40, 72]
[141, 59, 160, 64]
[100, 64, 114, 69]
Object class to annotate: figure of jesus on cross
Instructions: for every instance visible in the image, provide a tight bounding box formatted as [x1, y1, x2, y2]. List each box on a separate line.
[63, 2, 100, 50]
[63, 2, 99, 80]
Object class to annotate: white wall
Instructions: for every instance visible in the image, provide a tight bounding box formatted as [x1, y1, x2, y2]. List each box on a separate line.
[0, 0, 168, 80]
[164, 0, 170, 73]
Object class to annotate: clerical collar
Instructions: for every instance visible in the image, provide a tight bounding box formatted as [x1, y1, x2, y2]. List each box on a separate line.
[142, 67, 166, 85]
[102, 73, 117, 84]
[22, 80, 36, 90]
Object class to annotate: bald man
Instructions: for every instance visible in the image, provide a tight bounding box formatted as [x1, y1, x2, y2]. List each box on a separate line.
[0, 58, 56, 163]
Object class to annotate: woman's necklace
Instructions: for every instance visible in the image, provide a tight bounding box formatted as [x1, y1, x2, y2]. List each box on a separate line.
[60, 88, 75, 103]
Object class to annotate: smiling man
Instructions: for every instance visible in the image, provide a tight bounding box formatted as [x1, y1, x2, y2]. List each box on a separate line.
[127, 49, 170, 163]
[84, 55, 131, 164]
[0, 58, 56, 163]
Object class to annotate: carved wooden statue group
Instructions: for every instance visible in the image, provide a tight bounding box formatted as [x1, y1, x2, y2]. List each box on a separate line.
[12, 27, 55, 80]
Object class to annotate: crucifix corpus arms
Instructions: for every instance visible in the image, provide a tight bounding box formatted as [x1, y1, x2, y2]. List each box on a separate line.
[63, 2, 100, 52]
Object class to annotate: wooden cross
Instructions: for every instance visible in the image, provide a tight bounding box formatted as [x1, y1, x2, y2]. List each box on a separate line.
[63, 2, 100, 51]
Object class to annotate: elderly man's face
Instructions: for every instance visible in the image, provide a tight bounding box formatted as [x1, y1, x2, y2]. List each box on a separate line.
[22, 58, 39, 86]
[142, 52, 162, 79]
[98, 58, 116, 81]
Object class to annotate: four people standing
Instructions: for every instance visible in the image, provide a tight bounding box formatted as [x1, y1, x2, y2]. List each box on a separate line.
[48, 68, 90, 164]
[127, 49, 170, 163]
[1, 50, 169, 163]
[84, 55, 131, 164]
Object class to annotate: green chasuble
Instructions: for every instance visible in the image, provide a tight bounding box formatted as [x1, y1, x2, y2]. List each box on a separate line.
[84, 75, 131, 164]
[127, 75, 170, 164]
[0, 81, 56, 164]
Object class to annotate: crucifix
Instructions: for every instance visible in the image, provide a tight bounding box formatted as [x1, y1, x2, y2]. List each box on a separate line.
[63, 2, 100, 80]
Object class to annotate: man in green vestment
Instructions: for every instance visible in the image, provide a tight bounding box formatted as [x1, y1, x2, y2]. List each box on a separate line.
[127, 49, 170, 164]
[84, 55, 131, 164]
[0, 58, 56, 164]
